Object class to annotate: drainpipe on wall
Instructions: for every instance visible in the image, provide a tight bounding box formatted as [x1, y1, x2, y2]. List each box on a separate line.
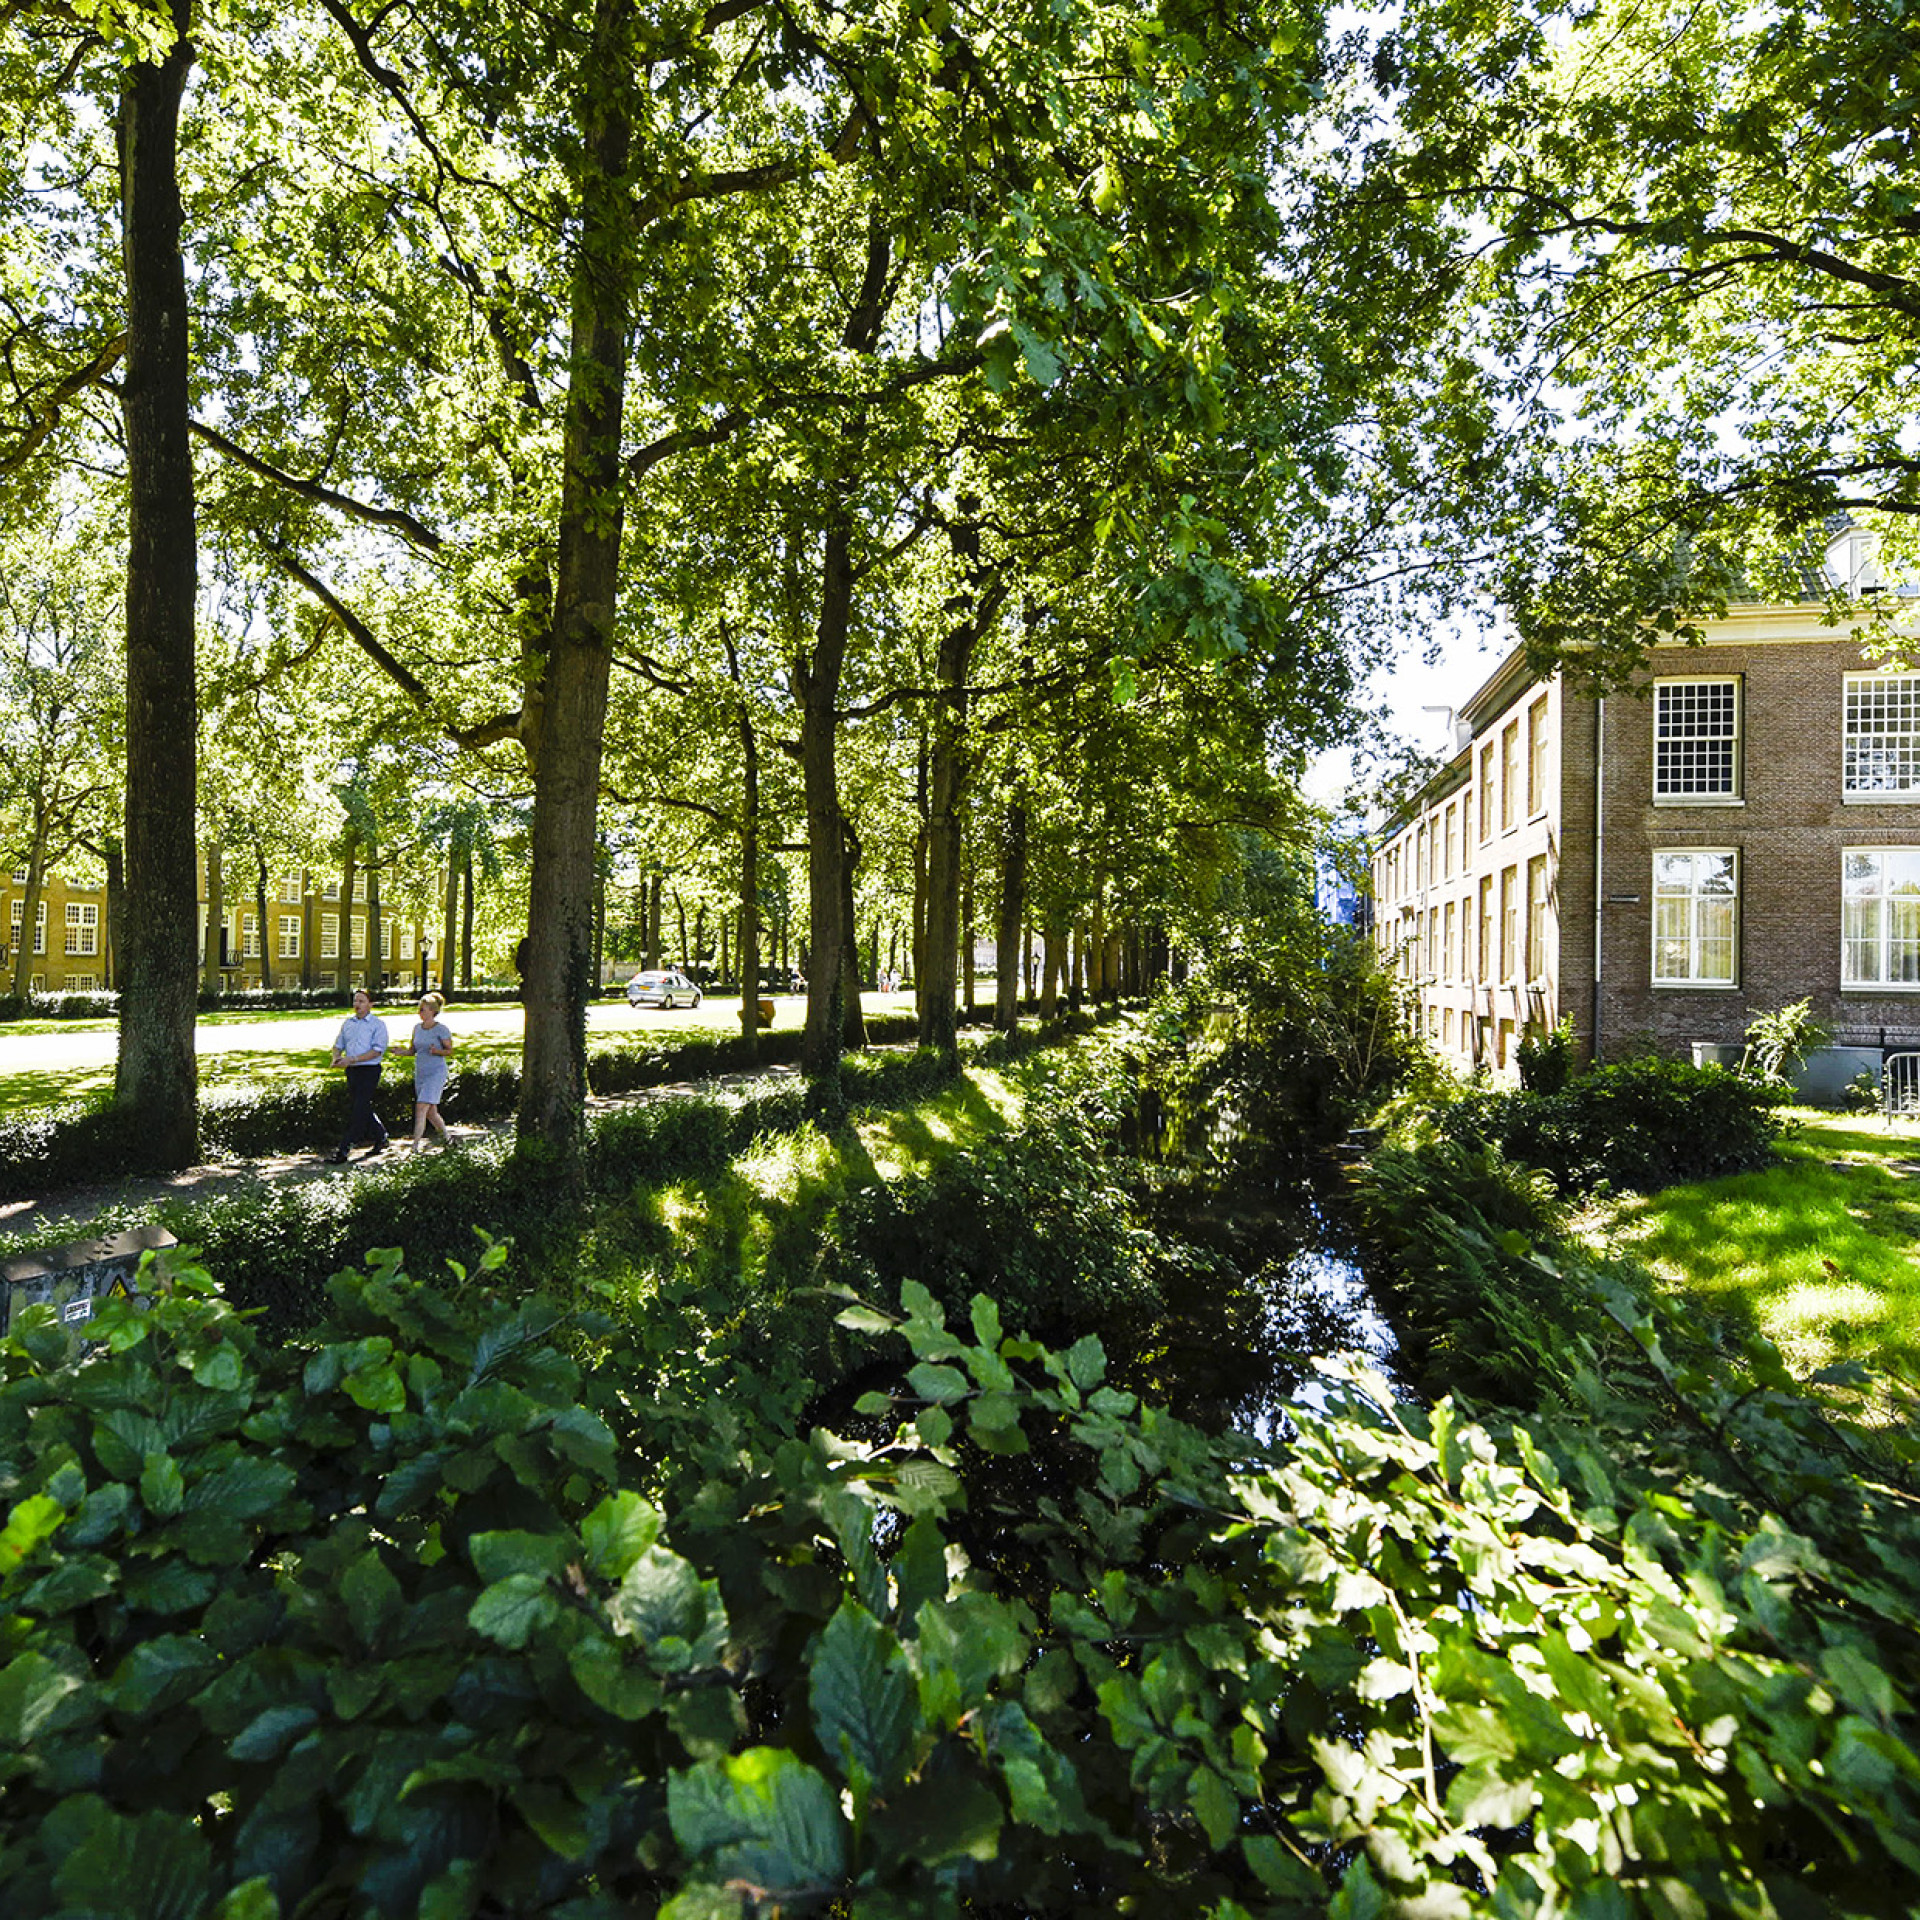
[1592, 695, 1605, 1063]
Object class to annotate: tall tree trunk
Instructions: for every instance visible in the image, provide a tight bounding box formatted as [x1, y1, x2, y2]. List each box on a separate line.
[995, 796, 1026, 1030]
[693, 902, 706, 973]
[254, 852, 272, 992]
[518, 0, 633, 1160]
[441, 846, 458, 996]
[201, 836, 222, 992]
[960, 863, 976, 1017]
[798, 517, 856, 1079]
[340, 831, 356, 992]
[673, 889, 689, 971]
[1021, 917, 1034, 1007]
[11, 840, 46, 999]
[919, 518, 989, 1058]
[841, 825, 867, 1050]
[461, 847, 474, 986]
[911, 739, 928, 991]
[1088, 877, 1108, 1002]
[103, 835, 124, 990]
[592, 864, 605, 993]
[731, 635, 761, 1059]
[645, 872, 661, 968]
[366, 847, 382, 994]
[1041, 918, 1062, 1019]
[114, 0, 199, 1168]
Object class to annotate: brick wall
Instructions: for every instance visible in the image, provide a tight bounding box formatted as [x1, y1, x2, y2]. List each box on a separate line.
[1572, 619, 1920, 1058]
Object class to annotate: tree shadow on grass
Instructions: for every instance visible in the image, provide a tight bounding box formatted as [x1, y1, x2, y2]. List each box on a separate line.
[1608, 1156, 1920, 1378]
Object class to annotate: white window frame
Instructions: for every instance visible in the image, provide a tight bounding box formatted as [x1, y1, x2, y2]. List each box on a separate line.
[280, 875, 304, 905]
[64, 901, 98, 956]
[242, 913, 260, 959]
[400, 928, 415, 961]
[1653, 677, 1742, 805]
[1652, 849, 1739, 987]
[1842, 848, 1920, 988]
[1844, 673, 1920, 801]
[11, 897, 47, 955]
[321, 913, 340, 960]
[279, 915, 302, 960]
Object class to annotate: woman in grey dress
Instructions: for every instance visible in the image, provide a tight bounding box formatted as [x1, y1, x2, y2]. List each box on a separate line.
[405, 992, 456, 1146]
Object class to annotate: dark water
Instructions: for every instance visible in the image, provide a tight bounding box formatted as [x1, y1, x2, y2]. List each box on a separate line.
[1105, 1167, 1405, 1443]
[1107, 1125, 1406, 1441]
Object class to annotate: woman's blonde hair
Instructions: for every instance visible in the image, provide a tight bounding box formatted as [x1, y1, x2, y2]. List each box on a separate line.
[420, 991, 445, 1015]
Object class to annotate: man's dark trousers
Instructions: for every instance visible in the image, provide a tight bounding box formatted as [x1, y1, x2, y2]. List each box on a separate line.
[338, 1064, 388, 1155]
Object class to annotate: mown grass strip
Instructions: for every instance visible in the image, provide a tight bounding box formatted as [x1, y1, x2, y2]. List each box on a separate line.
[1592, 1108, 1920, 1379]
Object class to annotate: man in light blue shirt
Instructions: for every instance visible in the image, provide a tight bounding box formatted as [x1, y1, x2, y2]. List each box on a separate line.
[327, 988, 390, 1163]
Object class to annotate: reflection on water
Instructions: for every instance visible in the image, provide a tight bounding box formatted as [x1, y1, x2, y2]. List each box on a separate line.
[1091, 1168, 1410, 1450]
[1112, 1073, 1408, 1438]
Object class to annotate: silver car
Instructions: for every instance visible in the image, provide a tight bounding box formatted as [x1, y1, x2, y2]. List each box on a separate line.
[627, 969, 702, 1010]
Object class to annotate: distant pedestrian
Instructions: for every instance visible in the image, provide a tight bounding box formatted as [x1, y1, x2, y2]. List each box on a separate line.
[328, 988, 389, 1163]
[406, 992, 455, 1147]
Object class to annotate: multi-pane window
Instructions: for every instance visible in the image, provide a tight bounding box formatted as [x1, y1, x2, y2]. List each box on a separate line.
[1476, 876, 1494, 982]
[1499, 866, 1518, 980]
[1500, 721, 1521, 831]
[11, 898, 47, 954]
[400, 929, 416, 961]
[279, 916, 302, 960]
[67, 974, 96, 993]
[323, 882, 341, 901]
[280, 876, 304, 905]
[1842, 849, 1920, 985]
[1526, 855, 1549, 981]
[242, 914, 260, 959]
[350, 915, 366, 959]
[1654, 679, 1741, 800]
[64, 902, 98, 956]
[1442, 803, 1456, 879]
[1444, 900, 1457, 981]
[1652, 850, 1738, 984]
[321, 913, 340, 959]
[1527, 697, 1550, 815]
[1478, 745, 1495, 842]
[1844, 674, 1920, 797]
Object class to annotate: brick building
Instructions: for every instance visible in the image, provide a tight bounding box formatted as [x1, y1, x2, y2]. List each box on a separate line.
[0, 861, 432, 996]
[1373, 545, 1920, 1075]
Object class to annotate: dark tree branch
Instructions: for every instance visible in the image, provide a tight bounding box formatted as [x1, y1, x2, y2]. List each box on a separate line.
[260, 540, 522, 751]
[0, 331, 125, 476]
[188, 414, 447, 553]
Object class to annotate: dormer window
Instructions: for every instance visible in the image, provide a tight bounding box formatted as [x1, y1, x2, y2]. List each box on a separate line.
[1826, 527, 1882, 597]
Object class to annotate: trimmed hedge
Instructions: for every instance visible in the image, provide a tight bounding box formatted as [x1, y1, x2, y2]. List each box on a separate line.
[0, 992, 118, 1022]
[1434, 1054, 1788, 1196]
[0, 1011, 931, 1198]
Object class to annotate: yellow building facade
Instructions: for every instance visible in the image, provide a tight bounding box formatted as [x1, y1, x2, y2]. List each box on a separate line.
[1, 863, 432, 996]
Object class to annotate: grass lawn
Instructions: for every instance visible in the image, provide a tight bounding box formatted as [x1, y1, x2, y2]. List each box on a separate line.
[1594, 1107, 1920, 1378]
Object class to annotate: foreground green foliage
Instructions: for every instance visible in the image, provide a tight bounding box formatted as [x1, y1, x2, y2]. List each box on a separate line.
[4, 1225, 1920, 1917]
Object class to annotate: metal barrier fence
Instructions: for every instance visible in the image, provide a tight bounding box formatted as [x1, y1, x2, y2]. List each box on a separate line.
[1885, 1052, 1920, 1122]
